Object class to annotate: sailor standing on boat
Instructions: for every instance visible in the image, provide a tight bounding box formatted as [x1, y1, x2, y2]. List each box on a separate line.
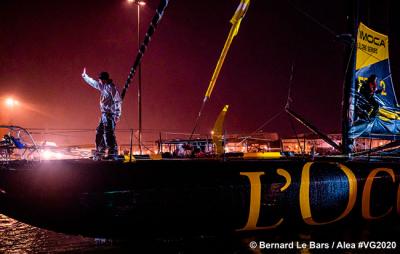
[82, 68, 122, 160]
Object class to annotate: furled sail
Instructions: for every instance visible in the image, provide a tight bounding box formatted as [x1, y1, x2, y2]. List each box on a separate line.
[212, 105, 229, 155]
[349, 22, 400, 139]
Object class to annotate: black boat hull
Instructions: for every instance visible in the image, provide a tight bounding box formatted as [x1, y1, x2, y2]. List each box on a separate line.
[0, 158, 399, 238]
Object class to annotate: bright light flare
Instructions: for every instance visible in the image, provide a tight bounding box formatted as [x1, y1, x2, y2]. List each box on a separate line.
[42, 150, 53, 160]
[5, 97, 19, 108]
[41, 150, 67, 160]
[127, 0, 146, 6]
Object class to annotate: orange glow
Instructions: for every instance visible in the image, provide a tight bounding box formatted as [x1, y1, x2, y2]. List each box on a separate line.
[41, 149, 71, 160]
[4, 97, 19, 108]
[127, 0, 146, 5]
[42, 150, 53, 160]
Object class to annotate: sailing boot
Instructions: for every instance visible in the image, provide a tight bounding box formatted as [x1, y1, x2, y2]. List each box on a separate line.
[94, 119, 107, 161]
[104, 115, 119, 160]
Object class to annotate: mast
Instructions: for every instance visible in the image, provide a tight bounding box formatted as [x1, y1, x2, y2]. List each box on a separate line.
[189, 0, 250, 139]
[341, 0, 359, 154]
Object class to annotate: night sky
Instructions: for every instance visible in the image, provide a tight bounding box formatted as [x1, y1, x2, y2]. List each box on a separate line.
[1, 0, 399, 139]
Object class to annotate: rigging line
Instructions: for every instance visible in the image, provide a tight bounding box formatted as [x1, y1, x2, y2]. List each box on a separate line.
[27, 128, 166, 132]
[239, 59, 294, 144]
[210, 75, 282, 140]
[254, 110, 284, 133]
[239, 110, 284, 144]
[142, 144, 155, 154]
[28, 128, 95, 131]
[286, 60, 296, 109]
[163, 132, 201, 137]
[380, 74, 393, 82]
[287, 0, 338, 37]
[129, 132, 155, 154]
[32, 133, 79, 137]
[189, 98, 207, 140]
[241, 60, 296, 144]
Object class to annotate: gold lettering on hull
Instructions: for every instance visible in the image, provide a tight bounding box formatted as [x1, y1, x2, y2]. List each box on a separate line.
[362, 168, 395, 219]
[300, 163, 357, 225]
[238, 169, 291, 230]
[237, 163, 399, 232]
[277, 168, 291, 191]
[397, 184, 400, 216]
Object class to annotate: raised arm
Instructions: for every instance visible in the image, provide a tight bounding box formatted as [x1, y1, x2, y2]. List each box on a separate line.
[82, 67, 102, 90]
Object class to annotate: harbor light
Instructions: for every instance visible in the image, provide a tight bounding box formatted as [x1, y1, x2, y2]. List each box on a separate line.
[5, 97, 19, 108]
[41, 150, 65, 160]
[127, 0, 146, 6]
[42, 150, 53, 160]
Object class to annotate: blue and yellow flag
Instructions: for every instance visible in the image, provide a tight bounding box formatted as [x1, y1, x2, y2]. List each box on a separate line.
[349, 22, 400, 139]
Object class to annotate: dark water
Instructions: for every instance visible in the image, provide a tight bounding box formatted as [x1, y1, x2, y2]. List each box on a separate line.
[1, 213, 399, 253]
[0, 213, 247, 253]
[0, 214, 119, 253]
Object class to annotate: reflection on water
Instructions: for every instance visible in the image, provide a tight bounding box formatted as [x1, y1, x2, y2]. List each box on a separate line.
[0, 214, 117, 253]
[1, 213, 399, 253]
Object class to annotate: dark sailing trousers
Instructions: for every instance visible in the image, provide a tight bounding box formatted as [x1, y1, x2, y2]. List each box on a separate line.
[96, 113, 118, 156]
[368, 97, 380, 118]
